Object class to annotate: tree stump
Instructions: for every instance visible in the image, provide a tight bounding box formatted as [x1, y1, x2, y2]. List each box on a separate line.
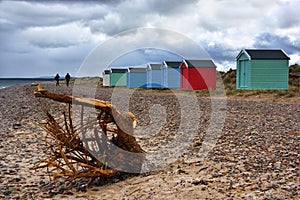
[32, 82, 145, 180]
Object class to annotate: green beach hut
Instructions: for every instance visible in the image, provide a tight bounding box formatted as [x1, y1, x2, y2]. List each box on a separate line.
[236, 49, 290, 90]
[110, 68, 127, 87]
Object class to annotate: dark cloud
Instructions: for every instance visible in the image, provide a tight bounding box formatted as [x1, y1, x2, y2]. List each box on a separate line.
[0, 44, 88, 77]
[204, 43, 238, 63]
[11, 0, 122, 5]
[85, 0, 200, 35]
[272, 0, 300, 29]
[146, 0, 198, 15]
[109, 48, 183, 67]
[0, 0, 299, 77]
[254, 32, 300, 55]
[0, 0, 109, 30]
[1, 1, 74, 29]
[31, 41, 76, 49]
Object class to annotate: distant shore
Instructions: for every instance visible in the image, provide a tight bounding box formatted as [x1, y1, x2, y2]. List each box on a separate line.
[0, 78, 54, 89]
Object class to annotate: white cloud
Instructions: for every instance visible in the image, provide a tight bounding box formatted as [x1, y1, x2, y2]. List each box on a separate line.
[290, 54, 300, 65]
[271, 0, 300, 29]
[22, 22, 93, 48]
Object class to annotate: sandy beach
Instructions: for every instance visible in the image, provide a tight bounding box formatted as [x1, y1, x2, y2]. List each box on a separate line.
[0, 82, 299, 199]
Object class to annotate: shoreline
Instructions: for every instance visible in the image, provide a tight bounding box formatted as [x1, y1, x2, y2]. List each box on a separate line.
[0, 79, 54, 90]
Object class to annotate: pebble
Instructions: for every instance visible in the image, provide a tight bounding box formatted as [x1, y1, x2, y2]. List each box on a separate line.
[0, 83, 299, 199]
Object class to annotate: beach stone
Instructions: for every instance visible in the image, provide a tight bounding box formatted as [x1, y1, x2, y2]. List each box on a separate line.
[9, 177, 21, 183]
[3, 190, 12, 196]
[0, 83, 299, 199]
[12, 123, 21, 129]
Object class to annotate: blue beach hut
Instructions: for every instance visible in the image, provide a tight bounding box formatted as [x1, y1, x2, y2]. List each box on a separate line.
[146, 63, 164, 88]
[127, 66, 147, 88]
[162, 61, 181, 88]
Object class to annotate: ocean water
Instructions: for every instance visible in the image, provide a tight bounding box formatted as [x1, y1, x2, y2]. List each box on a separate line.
[0, 78, 53, 89]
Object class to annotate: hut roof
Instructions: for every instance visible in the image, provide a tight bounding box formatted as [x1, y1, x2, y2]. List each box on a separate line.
[184, 60, 216, 68]
[164, 61, 182, 68]
[147, 63, 162, 70]
[111, 68, 128, 73]
[237, 49, 290, 60]
[129, 67, 147, 73]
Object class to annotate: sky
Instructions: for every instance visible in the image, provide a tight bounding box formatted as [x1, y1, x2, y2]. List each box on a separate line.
[0, 0, 300, 77]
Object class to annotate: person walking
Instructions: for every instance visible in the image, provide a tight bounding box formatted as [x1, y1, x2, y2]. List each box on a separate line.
[65, 73, 71, 87]
[55, 73, 60, 86]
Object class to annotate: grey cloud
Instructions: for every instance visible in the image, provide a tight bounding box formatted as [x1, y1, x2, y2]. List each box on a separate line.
[30, 41, 76, 49]
[0, 1, 109, 29]
[1, 0, 300, 77]
[196, 0, 275, 31]
[110, 48, 183, 67]
[86, 0, 200, 35]
[77, 28, 210, 76]
[19, 0, 122, 5]
[0, 42, 91, 77]
[1, 0, 200, 39]
[86, 14, 139, 35]
[254, 32, 300, 55]
[272, 0, 300, 29]
[203, 42, 239, 63]
[1, 1, 74, 28]
[145, 0, 198, 15]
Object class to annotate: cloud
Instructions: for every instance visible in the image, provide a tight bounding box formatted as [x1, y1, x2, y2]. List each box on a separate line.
[204, 42, 239, 63]
[83, 0, 201, 35]
[1, 1, 73, 28]
[110, 48, 183, 67]
[192, 0, 275, 32]
[0, 0, 109, 29]
[254, 32, 300, 54]
[270, 0, 300, 29]
[140, 0, 199, 16]
[22, 22, 93, 49]
[0, 0, 299, 77]
[77, 28, 211, 76]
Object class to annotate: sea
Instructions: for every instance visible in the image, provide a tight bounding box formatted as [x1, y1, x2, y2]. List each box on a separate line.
[0, 78, 54, 89]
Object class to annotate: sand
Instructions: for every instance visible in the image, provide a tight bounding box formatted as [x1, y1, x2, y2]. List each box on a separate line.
[0, 82, 299, 199]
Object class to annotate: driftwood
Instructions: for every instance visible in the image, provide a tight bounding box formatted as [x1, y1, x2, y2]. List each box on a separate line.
[32, 82, 145, 180]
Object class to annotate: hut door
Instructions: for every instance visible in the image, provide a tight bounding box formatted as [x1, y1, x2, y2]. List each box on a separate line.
[239, 61, 247, 88]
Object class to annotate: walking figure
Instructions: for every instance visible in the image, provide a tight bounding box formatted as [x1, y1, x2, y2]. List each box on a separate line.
[55, 73, 60, 86]
[65, 73, 71, 87]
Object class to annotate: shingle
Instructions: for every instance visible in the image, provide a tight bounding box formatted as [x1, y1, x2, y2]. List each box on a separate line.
[165, 61, 182, 68]
[111, 68, 128, 73]
[185, 60, 216, 68]
[103, 70, 110, 74]
[245, 49, 290, 60]
[130, 68, 147, 73]
[148, 64, 162, 70]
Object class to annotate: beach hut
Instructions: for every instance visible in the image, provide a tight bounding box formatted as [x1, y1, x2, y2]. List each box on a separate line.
[236, 49, 290, 90]
[102, 69, 110, 86]
[110, 68, 127, 87]
[146, 63, 164, 88]
[180, 60, 217, 90]
[162, 61, 181, 88]
[127, 66, 147, 88]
